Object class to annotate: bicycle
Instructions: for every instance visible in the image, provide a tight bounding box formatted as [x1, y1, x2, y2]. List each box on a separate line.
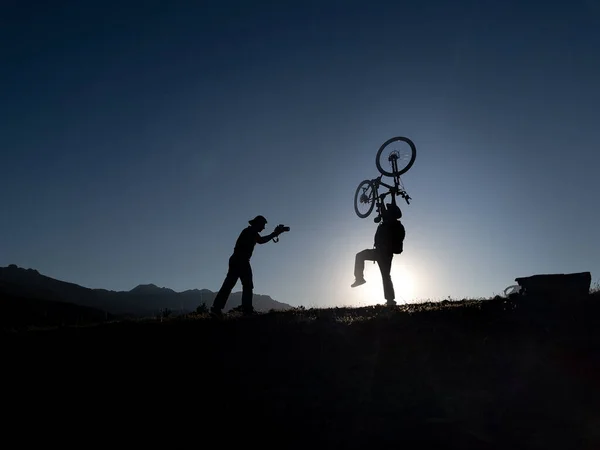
[354, 136, 416, 220]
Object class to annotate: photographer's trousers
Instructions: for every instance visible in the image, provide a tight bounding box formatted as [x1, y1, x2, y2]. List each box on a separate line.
[213, 256, 254, 312]
[354, 249, 395, 302]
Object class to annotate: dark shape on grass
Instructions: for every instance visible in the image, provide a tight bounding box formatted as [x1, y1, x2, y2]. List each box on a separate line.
[512, 272, 592, 298]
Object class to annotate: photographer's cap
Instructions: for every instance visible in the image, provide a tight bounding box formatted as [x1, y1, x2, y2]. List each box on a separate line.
[249, 215, 268, 226]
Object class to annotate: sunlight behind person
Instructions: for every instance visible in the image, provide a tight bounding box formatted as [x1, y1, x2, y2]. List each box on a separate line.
[348, 262, 417, 306]
[393, 264, 417, 304]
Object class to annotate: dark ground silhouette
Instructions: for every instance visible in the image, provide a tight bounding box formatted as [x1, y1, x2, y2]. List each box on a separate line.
[5, 291, 600, 449]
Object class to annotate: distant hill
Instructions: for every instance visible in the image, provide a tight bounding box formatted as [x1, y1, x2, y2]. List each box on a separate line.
[0, 264, 293, 318]
[0, 286, 114, 330]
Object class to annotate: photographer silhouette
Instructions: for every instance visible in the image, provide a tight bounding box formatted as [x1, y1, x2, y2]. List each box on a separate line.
[210, 215, 289, 317]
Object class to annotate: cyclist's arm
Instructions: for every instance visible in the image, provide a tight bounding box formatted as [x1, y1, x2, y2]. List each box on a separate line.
[373, 225, 382, 247]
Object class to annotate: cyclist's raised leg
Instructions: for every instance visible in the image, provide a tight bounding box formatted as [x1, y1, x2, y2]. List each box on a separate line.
[354, 248, 377, 280]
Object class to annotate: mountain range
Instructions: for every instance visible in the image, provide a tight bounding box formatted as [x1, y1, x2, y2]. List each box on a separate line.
[0, 264, 293, 320]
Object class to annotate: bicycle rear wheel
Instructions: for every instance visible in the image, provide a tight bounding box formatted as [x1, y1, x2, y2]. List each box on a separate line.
[354, 179, 376, 218]
[376, 136, 416, 177]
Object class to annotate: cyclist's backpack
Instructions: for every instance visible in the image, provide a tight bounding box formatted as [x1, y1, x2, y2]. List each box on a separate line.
[389, 220, 405, 254]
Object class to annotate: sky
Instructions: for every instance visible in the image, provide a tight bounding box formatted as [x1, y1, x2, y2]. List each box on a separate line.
[1, 0, 599, 309]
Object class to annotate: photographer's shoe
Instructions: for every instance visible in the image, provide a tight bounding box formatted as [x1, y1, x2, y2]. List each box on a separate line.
[242, 307, 259, 316]
[351, 278, 366, 288]
[210, 307, 223, 319]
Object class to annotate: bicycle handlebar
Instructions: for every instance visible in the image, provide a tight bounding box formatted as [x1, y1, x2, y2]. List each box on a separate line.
[376, 188, 411, 204]
[370, 175, 412, 206]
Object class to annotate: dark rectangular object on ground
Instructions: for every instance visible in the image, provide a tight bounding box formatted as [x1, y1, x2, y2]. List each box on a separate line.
[515, 272, 592, 296]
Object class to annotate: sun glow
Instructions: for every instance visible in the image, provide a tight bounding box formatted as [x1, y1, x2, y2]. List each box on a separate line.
[393, 264, 417, 303]
[351, 262, 417, 306]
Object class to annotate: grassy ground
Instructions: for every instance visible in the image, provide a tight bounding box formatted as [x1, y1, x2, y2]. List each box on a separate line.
[5, 292, 600, 449]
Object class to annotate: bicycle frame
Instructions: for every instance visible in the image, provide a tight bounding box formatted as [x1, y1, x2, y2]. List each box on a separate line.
[355, 175, 410, 222]
[371, 176, 410, 217]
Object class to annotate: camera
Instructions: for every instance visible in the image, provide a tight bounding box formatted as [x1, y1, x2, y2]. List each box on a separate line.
[277, 224, 290, 232]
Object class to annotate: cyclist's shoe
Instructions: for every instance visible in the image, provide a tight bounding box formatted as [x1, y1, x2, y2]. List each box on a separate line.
[351, 278, 366, 288]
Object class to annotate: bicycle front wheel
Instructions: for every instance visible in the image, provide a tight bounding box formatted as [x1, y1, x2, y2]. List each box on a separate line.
[354, 179, 376, 218]
[376, 136, 417, 177]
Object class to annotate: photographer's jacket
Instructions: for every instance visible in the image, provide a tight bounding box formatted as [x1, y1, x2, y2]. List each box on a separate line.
[233, 226, 259, 260]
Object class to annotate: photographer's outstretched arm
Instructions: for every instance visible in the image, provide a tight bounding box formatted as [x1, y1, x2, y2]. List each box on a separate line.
[257, 224, 289, 244]
[257, 231, 279, 244]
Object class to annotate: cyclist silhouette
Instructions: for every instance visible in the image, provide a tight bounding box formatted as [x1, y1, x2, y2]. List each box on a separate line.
[351, 202, 404, 306]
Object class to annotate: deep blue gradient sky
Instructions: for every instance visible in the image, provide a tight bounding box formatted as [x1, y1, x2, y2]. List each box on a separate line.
[2, 0, 599, 308]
